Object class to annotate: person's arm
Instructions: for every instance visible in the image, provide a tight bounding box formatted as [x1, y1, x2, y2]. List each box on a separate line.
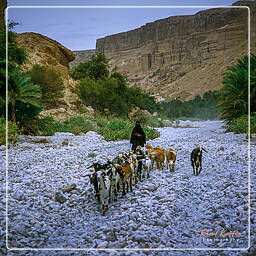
[130, 128, 135, 143]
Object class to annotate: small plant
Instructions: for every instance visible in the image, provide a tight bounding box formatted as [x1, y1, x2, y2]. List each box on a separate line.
[228, 113, 256, 134]
[0, 117, 20, 145]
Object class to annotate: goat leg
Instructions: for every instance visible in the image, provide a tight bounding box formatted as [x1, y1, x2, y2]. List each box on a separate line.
[122, 183, 126, 196]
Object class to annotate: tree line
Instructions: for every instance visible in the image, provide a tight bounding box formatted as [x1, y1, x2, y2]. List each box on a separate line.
[1, 22, 255, 137]
[70, 53, 158, 116]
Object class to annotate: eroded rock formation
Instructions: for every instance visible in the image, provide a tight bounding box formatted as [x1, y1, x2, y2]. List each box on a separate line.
[17, 32, 82, 121]
[96, 1, 255, 101]
[17, 32, 75, 78]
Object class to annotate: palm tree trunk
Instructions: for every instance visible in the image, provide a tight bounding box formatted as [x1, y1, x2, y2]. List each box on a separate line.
[11, 102, 16, 123]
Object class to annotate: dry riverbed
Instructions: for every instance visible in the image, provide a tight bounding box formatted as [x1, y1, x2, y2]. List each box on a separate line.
[0, 121, 255, 256]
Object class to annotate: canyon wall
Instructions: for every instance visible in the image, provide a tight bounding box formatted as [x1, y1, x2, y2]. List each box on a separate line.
[96, 1, 255, 101]
[70, 49, 96, 67]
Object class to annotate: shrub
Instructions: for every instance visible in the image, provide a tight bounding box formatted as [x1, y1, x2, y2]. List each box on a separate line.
[0, 117, 20, 145]
[97, 118, 159, 141]
[22, 116, 98, 136]
[76, 78, 130, 116]
[129, 109, 163, 127]
[19, 114, 160, 142]
[70, 53, 109, 81]
[28, 64, 64, 105]
[228, 113, 256, 134]
[7, 68, 42, 123]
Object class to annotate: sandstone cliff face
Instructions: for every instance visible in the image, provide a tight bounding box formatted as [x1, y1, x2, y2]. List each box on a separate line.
[17, 32, 75, 79]
[96, 1, 255, 101]
[70, 49, 95, 67]
[17, 32, 82, 121]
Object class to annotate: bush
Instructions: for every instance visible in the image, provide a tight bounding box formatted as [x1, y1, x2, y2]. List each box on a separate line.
[76, 78, 130, 116]
[22, 116, 97, 136]
[228, 113, 256, 134]
[97, 118, 159, 141]
[70, 53, 109, 81]
[0, 117, 20, 145]
[19, 114, 160, 142]
[28, 64, 64, 106]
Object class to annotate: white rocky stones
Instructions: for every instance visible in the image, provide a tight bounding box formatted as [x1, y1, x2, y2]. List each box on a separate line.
[0, 121, 255, 256]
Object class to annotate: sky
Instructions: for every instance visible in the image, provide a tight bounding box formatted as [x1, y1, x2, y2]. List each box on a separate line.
[7, 0, 237, 50]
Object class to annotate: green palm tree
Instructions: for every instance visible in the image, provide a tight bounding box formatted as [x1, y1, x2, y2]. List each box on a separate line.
[218, 55, 256, 123]
[8, 68, 42, 123]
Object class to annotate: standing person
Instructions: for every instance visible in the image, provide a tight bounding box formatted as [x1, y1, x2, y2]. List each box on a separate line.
[130, 120, 146, 151]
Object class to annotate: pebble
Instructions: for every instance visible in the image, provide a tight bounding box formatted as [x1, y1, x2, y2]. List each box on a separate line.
[0, 121, 255, 256]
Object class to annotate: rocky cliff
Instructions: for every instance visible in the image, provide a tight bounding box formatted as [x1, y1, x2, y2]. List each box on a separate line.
[17, 32, 82, 121]
[70, 49, 95, 67]
[96, 1, 255, 101]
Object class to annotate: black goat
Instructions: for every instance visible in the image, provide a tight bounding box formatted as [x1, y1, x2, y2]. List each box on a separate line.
[191, 147, 207, 176]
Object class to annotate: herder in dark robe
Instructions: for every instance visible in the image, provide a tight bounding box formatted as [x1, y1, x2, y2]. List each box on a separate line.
[130, 120, 146, 151]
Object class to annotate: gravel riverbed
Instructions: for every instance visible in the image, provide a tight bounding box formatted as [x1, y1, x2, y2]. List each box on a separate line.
[0, 121, 255, 256]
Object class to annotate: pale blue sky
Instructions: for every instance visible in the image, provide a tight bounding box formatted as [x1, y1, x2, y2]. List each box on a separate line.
[7, 0, 237, 50]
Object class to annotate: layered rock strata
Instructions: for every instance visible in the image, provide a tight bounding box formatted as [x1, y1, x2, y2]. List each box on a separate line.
[96, 1, 255, 101]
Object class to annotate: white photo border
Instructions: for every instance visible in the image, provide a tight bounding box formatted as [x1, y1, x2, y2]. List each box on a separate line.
[5, 4, 251, 252]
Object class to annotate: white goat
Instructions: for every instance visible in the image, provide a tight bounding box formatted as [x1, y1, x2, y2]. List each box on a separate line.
[96, 170, 111, 215]
[143, 156, 152, 178]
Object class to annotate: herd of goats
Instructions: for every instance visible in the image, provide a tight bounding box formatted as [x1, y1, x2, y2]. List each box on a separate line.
[88, 144, 207, 215]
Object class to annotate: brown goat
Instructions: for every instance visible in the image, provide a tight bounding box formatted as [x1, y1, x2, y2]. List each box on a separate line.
[165, 149, 176, 172]
[146, 144, 165, 170]
[116, 163, 133, 196]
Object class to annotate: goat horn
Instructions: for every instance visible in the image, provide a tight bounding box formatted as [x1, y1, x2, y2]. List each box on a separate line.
[202, 147, 208, 153]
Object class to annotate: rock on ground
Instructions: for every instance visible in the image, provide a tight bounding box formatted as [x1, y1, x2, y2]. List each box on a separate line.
[0, 121, 255, 256]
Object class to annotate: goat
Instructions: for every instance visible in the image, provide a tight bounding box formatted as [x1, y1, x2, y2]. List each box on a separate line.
[135, 146, 146, 181]
[129, 152, 138, 184]
[165, 148, 176, 172]
[191, 146, 207, 176]
[143, 156, 152, 178]
[146, 144, 165, 170]
[106, 163, 120, 201]
[88, 161, 112, 203]
[154, 147, 165, 170]
[115, 163, 133, 196]
[96, 170, 111, 215]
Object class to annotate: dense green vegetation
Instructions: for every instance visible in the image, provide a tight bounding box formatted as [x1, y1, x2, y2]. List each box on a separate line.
[217, 55, 256, 133]
[27, 64, 64, 107]
[3, 22, 254, 145]
[218, 55, 256, 123]
[159, 91, 219, 120]
[228, 114, 256, 134]
[0, 24, 43, 126]
[20, 114, 159, 141]
[70, 53, 109, 81]
[72, 54, 158, 117]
